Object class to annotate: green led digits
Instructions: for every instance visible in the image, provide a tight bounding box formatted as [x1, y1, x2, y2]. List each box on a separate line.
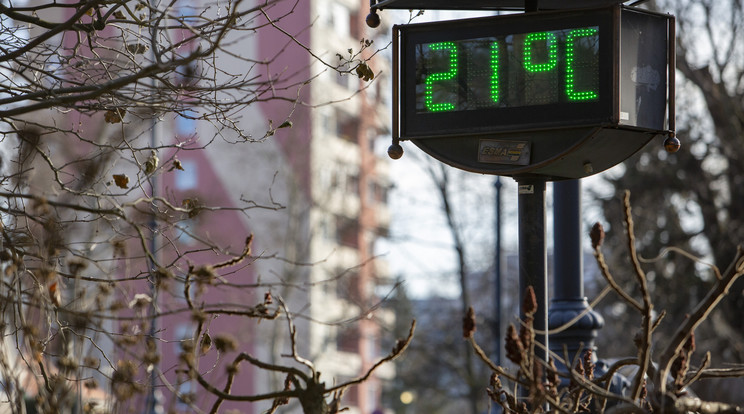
[425, 42, 458, 112]
[523, 32, 557, 72]
[417, 26, 599, 112]
[566, 27, 599, 101]
[490, 42, 499, 103]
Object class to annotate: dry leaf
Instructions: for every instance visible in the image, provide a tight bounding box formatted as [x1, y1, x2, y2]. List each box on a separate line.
[112, 174, 129, 189]
[126, 43, 148, 54]
[355, 62, 374, 81]
[48, 282, 61, 306]
[104, 108, 125, 123]
[199, 333, 212, 355]
[143, 150, 158, 175]
[171, 159, 184, 171]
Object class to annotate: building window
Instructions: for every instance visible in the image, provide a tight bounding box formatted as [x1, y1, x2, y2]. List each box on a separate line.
[177, 381, 195, 410]
[329, 168, 340, 190]
[345, 172, 359, 194]
[338, 377, 360, 407]
[376, 223, 390, 239]
[173, 323, 194, 352]
[336, 110, 359, 143]
[176, 218, 199, 246]
[325, 163, 358, 194]
[175, 159, 197, 190]
[367, 179, 388, 204]
[336, 216, 360, 248]
[175, 115, 196, 137]
[336, 270, 360, 302]
[336, 325, 360, 353]
[349, 11, 361, 39]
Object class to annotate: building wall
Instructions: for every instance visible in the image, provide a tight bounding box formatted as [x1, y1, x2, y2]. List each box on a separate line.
[304, 0, 395, 411]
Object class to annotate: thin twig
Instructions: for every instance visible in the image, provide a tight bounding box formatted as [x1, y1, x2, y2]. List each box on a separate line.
[623, 191, 654, 401]
[593, 246, 643, 312]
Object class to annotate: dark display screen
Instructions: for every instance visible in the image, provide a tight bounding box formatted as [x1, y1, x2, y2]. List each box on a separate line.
[397, 9, 621, 138]
[414, 27, 600, 113]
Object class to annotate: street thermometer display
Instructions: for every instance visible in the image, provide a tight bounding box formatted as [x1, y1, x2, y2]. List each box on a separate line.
[392, 5, 675, 179]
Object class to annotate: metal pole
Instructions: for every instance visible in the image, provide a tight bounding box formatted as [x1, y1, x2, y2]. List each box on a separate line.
[517, 178, 548, 362]
[494, 178, 503, 368]
[549, 180, 604, 374]
[553, 180, 583, 300]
